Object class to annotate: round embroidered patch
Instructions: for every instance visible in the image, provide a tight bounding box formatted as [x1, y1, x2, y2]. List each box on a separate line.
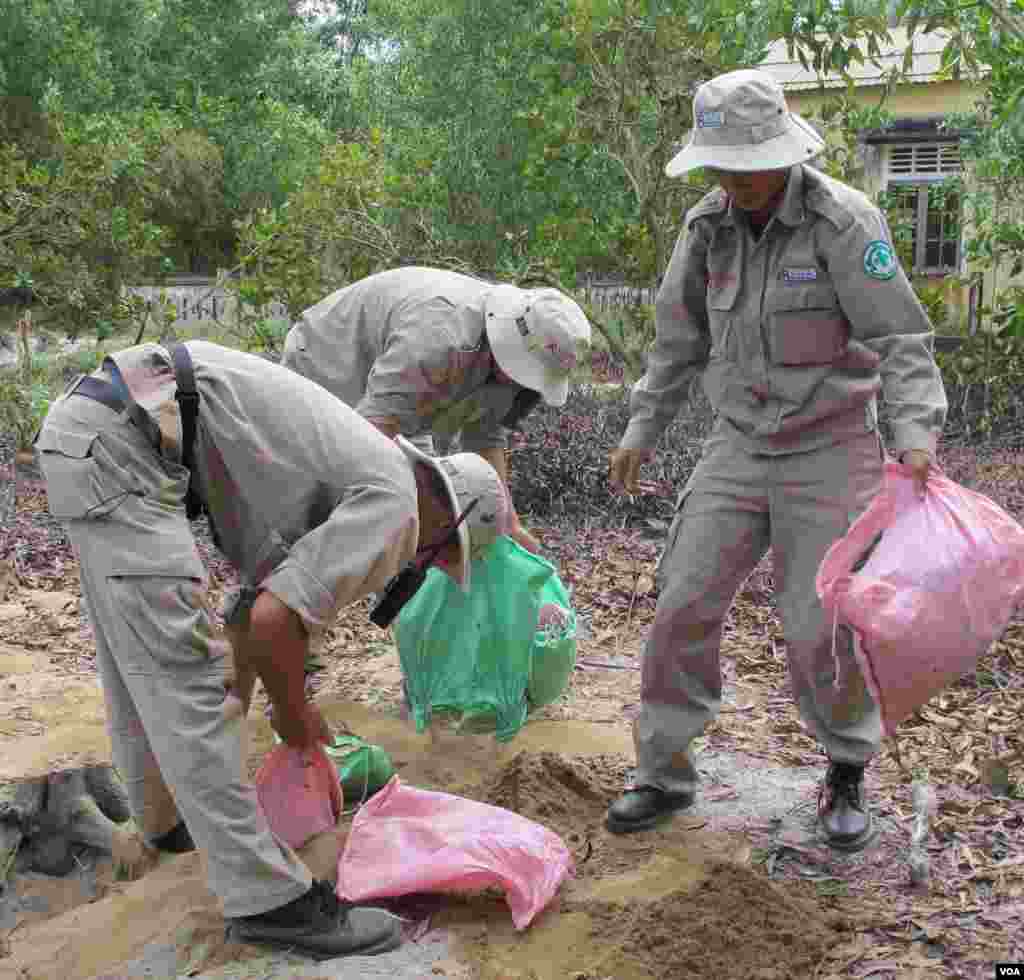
[863, 240, 897, 280]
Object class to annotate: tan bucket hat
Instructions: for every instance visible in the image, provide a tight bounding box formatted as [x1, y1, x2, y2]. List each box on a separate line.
[395, 436, 511, 590]
[483, 285, 591, 407]
[666, 69, 825, 176]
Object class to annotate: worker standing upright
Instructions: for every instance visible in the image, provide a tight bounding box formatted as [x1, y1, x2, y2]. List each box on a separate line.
[607, 70, 947, 850]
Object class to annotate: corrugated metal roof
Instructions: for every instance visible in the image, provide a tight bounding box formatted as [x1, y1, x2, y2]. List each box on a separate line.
[759, 27, 982, 90]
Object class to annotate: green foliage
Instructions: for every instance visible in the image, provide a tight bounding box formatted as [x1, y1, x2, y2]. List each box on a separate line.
[4, 0, 1022, 343]
[0, 128, 169, 338]
[806, 96, 894, 185]
[990, 286, 1024, 341]
[223, 137, 395, 350]
[912, 282, 951, 332]
[936, 331, 1024, 437]
[193, 95, 331, 215]
[0, 365, 50, 451]
[539, 0, 733, 277]
[584, 304, 655, 380]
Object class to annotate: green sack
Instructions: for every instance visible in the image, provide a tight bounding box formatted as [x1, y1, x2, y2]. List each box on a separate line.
[395, 536, 577, 741]
[323, 735, 395, 802]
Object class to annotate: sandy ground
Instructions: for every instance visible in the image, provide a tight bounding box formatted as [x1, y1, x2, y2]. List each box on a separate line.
[0, 581, 862, 980]
[2, 468, 1023, 979]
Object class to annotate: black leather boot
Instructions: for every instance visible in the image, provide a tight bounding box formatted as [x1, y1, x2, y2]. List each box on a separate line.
[228, 880, 402, 960]
[605, 787, 695, 834]
[819, 762, 874, 851]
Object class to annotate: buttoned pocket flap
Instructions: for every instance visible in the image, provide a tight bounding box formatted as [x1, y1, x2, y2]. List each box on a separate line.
[766, 284, 837, 312]
[35, 426, 111, 519]
[35, 425, 97, 459]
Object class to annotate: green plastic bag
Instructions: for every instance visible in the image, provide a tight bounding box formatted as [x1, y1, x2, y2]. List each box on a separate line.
[324, 735, 395, 802]
[395, 536, 577, 741]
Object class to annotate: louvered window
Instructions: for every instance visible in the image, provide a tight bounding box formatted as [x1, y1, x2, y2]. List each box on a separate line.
[883, 142, 963, 274]
[887, 142, 962, 179]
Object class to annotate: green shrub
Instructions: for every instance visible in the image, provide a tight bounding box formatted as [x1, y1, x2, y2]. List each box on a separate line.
[936, 332, 1024, 440]
[0, 370, 51, 451]
[912, 282, 951, 333]
[510, 381, 712, 525]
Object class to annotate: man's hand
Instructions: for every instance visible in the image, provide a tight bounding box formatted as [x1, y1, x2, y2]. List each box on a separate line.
[609, 447, 655, 494]
[899, 449, 932, 499]
[270, 700, 333, 750]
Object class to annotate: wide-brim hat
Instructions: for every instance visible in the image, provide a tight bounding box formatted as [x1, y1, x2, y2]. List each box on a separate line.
[483, 285, 591, 407]
[395, 436, 510, 591]
[666, 69, 825, 176]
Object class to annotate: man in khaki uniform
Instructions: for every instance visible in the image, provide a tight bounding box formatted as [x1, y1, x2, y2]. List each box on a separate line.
[607, 70, 947, 849]
[282, 266, 591, 554]
[35, 340, 511, 958]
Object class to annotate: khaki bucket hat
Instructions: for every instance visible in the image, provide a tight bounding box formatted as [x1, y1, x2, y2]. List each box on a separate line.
[395, 436, 511, 590]
[483, 285, 591, 407]
[666, 69, 825, 176]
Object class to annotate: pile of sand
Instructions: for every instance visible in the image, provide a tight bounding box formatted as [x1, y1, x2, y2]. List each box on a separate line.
[1, 719, 849, 980]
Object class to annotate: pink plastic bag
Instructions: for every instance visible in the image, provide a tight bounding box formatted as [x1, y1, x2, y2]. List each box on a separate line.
[255, 744, 343, 850]
[817, 461, 1024, 734]
[336, 776, 572, 929]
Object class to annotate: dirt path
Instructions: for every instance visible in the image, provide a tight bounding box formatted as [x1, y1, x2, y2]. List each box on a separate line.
[1, 456, 1023, 979]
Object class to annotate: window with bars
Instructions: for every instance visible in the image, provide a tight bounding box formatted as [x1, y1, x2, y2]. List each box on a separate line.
[882, 141, 963, 275]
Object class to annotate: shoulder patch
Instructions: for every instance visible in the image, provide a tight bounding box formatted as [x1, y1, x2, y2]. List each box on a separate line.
[863, 240, 897, 281]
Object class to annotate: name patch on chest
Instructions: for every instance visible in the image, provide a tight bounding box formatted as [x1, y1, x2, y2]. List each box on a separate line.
[782, 267, 818, 283]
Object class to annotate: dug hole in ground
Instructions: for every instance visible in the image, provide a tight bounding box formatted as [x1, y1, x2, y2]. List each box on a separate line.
[1, 443, 1023, 980]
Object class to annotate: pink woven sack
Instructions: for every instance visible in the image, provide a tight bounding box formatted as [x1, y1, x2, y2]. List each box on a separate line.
[255, 744, 343, 849]
[817, 461, 1024, 735]
[336, 776, 572, 930]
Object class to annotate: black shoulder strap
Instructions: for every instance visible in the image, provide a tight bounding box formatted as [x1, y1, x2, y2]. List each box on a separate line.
[169, 343, 204, 520]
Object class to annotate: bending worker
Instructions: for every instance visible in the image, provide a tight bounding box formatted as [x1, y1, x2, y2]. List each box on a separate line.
[606, 70, 947, 850]
[35, 340, 509, 959]
[282, 266, 591, 555]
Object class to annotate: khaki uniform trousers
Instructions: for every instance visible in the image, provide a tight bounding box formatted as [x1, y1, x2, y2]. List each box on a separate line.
[635, 424, 885, 795]
[35, 394, 312, 918]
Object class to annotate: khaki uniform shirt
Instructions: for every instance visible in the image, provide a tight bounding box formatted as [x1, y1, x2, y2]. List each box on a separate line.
[283, 267, 529, 451]
[101, 341, 419, 631]
[621, 165, 948, 456]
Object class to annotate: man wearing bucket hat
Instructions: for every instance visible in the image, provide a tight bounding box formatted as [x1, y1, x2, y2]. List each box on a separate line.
[34, 339, 508, 959]
[282, 266, 592, 555]
[606, 70, 947, 850]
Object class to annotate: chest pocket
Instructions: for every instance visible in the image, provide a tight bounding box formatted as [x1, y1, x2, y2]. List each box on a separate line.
[765, 284, 848, 367]
[705, 235, 742, 359]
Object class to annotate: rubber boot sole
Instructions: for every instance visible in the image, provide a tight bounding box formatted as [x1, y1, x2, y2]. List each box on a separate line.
[822, 815, 877, 853]
[226, 924, 402, 960]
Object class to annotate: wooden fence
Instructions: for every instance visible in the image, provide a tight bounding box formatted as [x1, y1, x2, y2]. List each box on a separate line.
[575, 278, 658, 313]
[130, 276, 969, 352]
[127, 277, 288, 324]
